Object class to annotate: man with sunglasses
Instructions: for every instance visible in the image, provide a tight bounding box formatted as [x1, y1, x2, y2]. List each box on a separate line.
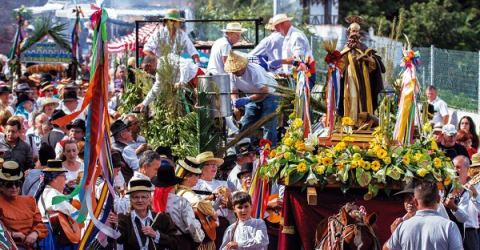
[439, 124, 470, 161]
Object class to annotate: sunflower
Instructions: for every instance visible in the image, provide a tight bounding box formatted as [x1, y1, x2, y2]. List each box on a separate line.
[295, 141, 306, 151]
[371, 160, 381, 171]
[416, 168, 428, 177]
[403, 155, 411, 165]
[376, 149, 388, 159]
[322, 157, 333, 166]
[433, 157, 442, 168]
[342, 117, 354, 126]
[284, 138, 294, 147]
[297, 163, 307, 173]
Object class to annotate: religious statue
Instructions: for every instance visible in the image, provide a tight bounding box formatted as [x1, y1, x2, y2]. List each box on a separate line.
[338, 16, 385, 124]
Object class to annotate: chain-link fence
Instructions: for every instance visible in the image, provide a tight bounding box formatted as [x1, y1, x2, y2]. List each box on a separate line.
[412, 46, 479, 111]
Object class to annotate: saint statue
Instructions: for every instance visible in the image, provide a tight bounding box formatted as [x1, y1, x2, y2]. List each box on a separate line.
[338, 16, 385, 123]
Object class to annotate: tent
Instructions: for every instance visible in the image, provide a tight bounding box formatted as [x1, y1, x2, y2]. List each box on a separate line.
[107, 23, 160, 54]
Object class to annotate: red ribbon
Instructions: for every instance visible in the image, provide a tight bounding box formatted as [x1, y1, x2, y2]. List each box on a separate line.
[152, 186, 174, 213]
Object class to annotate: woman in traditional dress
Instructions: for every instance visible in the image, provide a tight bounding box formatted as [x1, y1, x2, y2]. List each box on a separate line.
[108, 178, 180, 250]
[62, 140, 84, 192]
[35, 160, 78, 250]
[0, 161, 49, 249]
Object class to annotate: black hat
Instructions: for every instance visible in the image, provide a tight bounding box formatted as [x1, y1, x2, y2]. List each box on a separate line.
[236, 141, 255, 157]
[155, 146, 173, 158]
[111, 150, 126, 169]
[65, 80, 79, 89]
[0, 73, 8, 82]
[220, 154, 237, 170]
[16, 94, 34, 107]
[40, 73, 53, 84]
[110, 120, 129, 137]
[42, 160, 67, 172]
[15, 83, 32, 93]
[151, 164, 183, 187]
[0, 86, 12, 94]
[126, 179, 153, 194]
[50, 109, 67, 122]
[63, 91, 79, 101]
[395, 179, 417, 196]
[66, 119, 86, 132]
[237, 162, 254, 179]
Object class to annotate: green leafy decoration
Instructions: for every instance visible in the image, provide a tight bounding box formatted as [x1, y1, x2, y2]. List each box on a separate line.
[356, 168, 372, 187]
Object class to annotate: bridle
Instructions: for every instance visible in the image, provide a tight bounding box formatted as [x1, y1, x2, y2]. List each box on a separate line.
[319, 207, 381, 250]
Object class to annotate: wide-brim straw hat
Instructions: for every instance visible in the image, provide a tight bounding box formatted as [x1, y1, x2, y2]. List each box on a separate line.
[265, 18, 275, 30]
[178, 159, 202, 175]
[0, 161, 23, 181]
[28, 74, 41, 83]
[40, 98, 59, 111]
[163, 9, 185, 22]
[40, 83, 54, 92]
[194, 151, 224, 166]
[221, 22, 247, 33]
[126, 179, 154, 194]
[271, 13, 294, 26]
[224, 50, 248, 73]
[469, 153, 480, 177]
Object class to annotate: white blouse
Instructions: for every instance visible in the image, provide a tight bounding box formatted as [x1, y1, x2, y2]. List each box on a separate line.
[165, 193, 205, 243]
[220, 218, 269, 250]
[193, 179, 236, 224]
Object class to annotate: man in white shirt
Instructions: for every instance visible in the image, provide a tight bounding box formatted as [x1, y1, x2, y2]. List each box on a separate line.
[224, 51, 279, 146]
[248, 18, 284, 73]
[270, 13, 316, 88]
[207, 22, 247, 74]
[426, 85, 449, 125]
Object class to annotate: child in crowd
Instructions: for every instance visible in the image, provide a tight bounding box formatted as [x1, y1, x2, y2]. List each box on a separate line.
[220, 192, 269, 250]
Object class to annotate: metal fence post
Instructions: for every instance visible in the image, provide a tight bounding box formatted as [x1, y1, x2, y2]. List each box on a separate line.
[430, 45, 434, 86]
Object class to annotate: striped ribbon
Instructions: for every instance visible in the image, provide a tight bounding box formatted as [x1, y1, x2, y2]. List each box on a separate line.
[295, 63, 311, 138]
[249, 159, 270, 219]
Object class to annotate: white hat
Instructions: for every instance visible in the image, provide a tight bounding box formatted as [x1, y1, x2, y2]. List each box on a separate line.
[442, 124, 457, 136]
[433, 122, 443, 132]
[271, 13, 294, 26]
[221, 22, 247, 33]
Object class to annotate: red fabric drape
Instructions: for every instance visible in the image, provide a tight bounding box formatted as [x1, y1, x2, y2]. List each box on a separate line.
[278, 186, 405, 249]
[152, 186, 174, 213]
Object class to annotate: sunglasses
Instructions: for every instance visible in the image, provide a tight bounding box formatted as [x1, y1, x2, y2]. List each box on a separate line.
[4, 181, 22, 189]
[44, 89, 54, 92]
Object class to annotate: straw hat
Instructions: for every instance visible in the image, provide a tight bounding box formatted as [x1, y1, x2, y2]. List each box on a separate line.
[271, 13, 294, 26]
[469, 153, 480, 177]
[126, 179, 154, 194]
[224, 50, 248, 73]
[163, 9, 185, 22]
[28, 74, 41, 83]
[0, 161, 23, 181]
[221, 22, 247, 33]
[40, 81, 54, 92]
[40, 98, 59, 111]
[194, 151, 224, 166]
[265, 18, 275, 30]
[177, 159, 202, 175]
[42, 160, 67, 172]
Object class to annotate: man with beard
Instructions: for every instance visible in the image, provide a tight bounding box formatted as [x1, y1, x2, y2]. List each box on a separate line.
[339, 16, 385, 123]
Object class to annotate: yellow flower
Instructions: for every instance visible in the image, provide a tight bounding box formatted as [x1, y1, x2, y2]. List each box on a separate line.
[377, 149, 388, 159]
[363, 161, 371, 170]
[383, 157, 391, 164]
[403, 155, 411, 165]
[295, 141, 306, 151]
[315, 165, 326, 174]
[297, 163, 307, 173]
[414, 153, 422, 162]
[433, 157, 442, 168]
[444, 176, 452, 186]
[322, 157, 333, 166]
[431, 141, 438, 150]
[284, 138, 294, 147]
[371, 160, 381, 171]
[336, 162, 345, 171]
[284, 152, 291, 160]
[288, 112, 296, 119]
[293, 118, 303, 130]
[269, 149, 277, 158]
[358, 160, 366, 168]
[315, 155, 323, 163]
[422, 123, 432, 133]
[373, 145, 382, 153]
[334, 141, 347, 152]
[416, 168, 428, 177]
[351, 160, 358, 168]
[342, 117, 354, 126]
[343, 136, 355, 142]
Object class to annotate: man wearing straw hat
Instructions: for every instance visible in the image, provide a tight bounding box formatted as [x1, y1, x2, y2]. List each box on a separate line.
[248, 18, 284, 73]
[143, 9, 201, 65]
[207, 22, 247, 74]
[224, 50, 280, 146]
[269, 13, 316, 87]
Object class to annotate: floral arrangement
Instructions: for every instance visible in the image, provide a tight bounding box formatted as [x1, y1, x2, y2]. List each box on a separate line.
[260, 115, 459, 200]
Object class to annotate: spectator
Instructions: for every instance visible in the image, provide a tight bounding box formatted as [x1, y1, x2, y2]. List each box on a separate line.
[111, 120, 139, 183]
[426, 85, 449, 126]
[124, 114, 147, 156]
[458, 116, 479, 150]
[438, 124, 470, 160]
[0, 118, 34, 171]
[22, 143, 56, 196]
[39, 98, 58, 119]
[41, 110, 68, 148]
[457, 129, 477, 158]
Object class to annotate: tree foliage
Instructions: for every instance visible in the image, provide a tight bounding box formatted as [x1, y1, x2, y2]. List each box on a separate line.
[340, 0, 480, 51]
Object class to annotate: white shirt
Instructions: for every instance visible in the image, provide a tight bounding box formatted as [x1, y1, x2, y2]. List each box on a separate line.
[165, 193, 205, 242]
[219, 218, 269, 250]
[142, 54, 199, 106]
[429, 96, 449, 125]
[281, 26, 314, 74]
[39, 185, 78, 223]
[230, 63, 277, 97]
[248, 31, 284, 62]
[207, 37, 232, 74]
[227, 164, 242, 192]
[63, 161, 85, 183]
[193, 179, 236, 224]
[143, 27, 198, 59]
